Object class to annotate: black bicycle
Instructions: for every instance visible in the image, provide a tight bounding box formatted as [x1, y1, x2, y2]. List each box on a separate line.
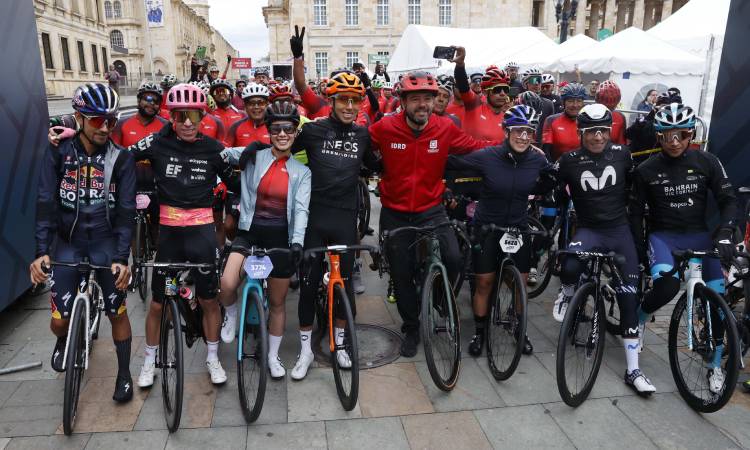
[132, 192, 156, 301]
[526, 199, 576, 299]
[356, 176, 372, 240]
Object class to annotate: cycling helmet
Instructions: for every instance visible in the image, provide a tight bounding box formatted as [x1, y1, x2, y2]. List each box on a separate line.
[521, 67, 542, 83]
[383, 81, 394, 90]
[166, 83, 207, 111]
[268, 83, 294, 101]
[137, 81, 162, 99]
[436, 74, 455, 94]
[503, 104, 541, 128]
[595, 80, 621, 111]
[241, 83, 270, 100]
[264, 99, 300, 127]
[559, 82, 587, 101]
[235, 79, 248, 89]
[480, 68, 510, 90]
[209, 78, 234, 95]
[72, 83, 120, 115]
[655, 91, 680, 106]
[371, 79, 385, 90]
[505, 61, 520, 70]
[160, 73, 177, 89]
[209, 65, 220, 72]
[326, 71, 365, 97]
[654, 103, 696, 131]
[189, 80, 210, 96]
[576, 103, 612, 128]
[516, 91, 544, 114]
[398, 71, 439, 96]
[541, 74, 555, 85]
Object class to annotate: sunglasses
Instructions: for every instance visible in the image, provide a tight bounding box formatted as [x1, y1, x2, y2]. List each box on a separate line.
[269, 123, 297, 135]
[657, 129, 693, 142]
[81, 113, 119, 129]
[141, 94, 160, 104]
[213, 87, 230, 95]
[507, 126, 536, 136]
[488, 85, 510, 95]
[334, 95, 363, 106]
[171, 110, 204, 124]
[526, 77, 541, 85]
[245, 99, 268, 108]
[580, 126, 611, 136]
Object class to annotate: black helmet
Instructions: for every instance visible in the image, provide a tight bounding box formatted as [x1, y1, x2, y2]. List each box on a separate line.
[209, 78, 234, 95]
[264, 99, 300, 127]
[517, 91, 543, 115]
[72, 82, 119, 116]
[137, 81, 162, 99]
[576, 103, 612, 128]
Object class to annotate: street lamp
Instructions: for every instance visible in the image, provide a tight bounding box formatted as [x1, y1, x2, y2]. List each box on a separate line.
[555, 0, 579, 43]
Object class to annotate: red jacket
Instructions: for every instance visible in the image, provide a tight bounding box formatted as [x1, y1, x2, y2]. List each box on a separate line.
[369, 112, 497, 213]
[213, 105, 247, 146]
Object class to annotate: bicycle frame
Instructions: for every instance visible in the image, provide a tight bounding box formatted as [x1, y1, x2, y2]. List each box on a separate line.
[237, 277, 265, 361]
[326, 252, 346, 353]
[684, 258, 710, 352]
[424, 236, 459, 335]
[62, 273, 98, 370]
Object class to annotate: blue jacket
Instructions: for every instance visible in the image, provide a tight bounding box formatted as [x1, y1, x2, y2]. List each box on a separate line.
[222, 147, 311, 245]
[35, 137, 136, 263]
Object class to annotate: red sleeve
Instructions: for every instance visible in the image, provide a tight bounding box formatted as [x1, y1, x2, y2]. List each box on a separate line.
[448, 121, 496, 155]
[368, 120, 383, 153]
[460, 90, 482, 112]
[612, 112, 626, 145]
[110, 120, 123, 146]
[542, 116, 554, 145]
[225, 121, 238, 147]
[212, 115, 226, 145]
[300, 85, 327, 115]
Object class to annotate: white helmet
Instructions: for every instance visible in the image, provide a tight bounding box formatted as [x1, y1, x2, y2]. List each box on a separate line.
[241, 83, 270, 100]
[541, 74, 555, 85]
[383, 81, 394, 90]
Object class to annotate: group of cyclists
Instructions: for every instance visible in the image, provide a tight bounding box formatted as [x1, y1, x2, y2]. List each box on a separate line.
[31, 23, 747, 409]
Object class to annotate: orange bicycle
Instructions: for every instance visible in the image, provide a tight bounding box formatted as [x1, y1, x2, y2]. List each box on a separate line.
[304, 244, 380, 410]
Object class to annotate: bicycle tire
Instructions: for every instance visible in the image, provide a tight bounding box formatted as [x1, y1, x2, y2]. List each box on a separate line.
[602, 285, 621, 336]
[89, 280, 103, 340]
[160, 297, 184, 432]
[452, 224, 472, 298]
[238, 289, 268, 422]
[331, 284, 360, 410]
[357, 179, 371, 240]
[556, 282, 605, 407]
[486, 264, 527, 380]
[138, 265, 150, 302]
[62, 300, 86, 435]
[421, 266, 461, 391]
[667, 286, 740, 413]
[527, 216, 553, 299]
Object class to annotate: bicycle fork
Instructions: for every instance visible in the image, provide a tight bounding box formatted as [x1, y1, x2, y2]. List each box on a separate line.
[62, 293, 91, 371]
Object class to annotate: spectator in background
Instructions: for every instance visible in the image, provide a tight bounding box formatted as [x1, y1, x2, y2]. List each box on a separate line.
[104, 65, 121, 95]
[469, 73, 483, 96]
[627, 91, 679, 163]
[373, 61, 390, 82]
[255, 68, 270, 85]
[637, 89, 659, 112]
[586, 79, 599, 100]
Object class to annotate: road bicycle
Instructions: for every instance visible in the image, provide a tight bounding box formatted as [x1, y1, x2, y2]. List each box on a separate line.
[132, 192, 156, 302]
[356, 176, 372, 240]
[526, 198, 576, 299]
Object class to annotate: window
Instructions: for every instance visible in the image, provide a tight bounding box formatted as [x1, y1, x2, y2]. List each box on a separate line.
[104, 0, 112, 18]
[41, 33, 54, 69]
[377, 51, 389, 58]
[60, 37, 72, 70]
[92, 43, 100, 72]
[101, 47, 108, 71]
[112, 0, 121, 18]
[532, 0, 544, 27]
[345, 0, 358, 26]
[377, 0, 389, 25]
[77, 41, 87, 71]
[314, 52, 328, 78]
[109, 30, 124, 48]
[313, 0, 327, 26]
[438, 0, 451, 26]
[346, 51, 359, 68]
[408, 0, 421, 25]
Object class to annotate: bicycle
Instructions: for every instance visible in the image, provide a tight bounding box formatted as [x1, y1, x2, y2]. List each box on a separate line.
[526, 198, 576, 299]
[305, 244, 380, 410]
[356, 175, 372, 240]
[42, 259, 108, 435]
[141, 261, 216, 432]
[379, 222, 461, 391]
[132, 192, 156, 302]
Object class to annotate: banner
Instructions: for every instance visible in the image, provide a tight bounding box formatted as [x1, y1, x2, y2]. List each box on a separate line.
[232, 58, 253, 69]
[146, 0, 164, 28]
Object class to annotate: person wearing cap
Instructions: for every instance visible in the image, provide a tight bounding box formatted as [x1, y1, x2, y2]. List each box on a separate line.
[469, 72, 484, 97]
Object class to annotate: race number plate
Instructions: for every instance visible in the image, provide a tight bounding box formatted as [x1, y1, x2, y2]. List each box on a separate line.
[244, 255, 274, 279]
[499, 232, 523, 254]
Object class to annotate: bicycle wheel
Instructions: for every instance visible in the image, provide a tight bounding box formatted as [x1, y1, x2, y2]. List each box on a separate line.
[356, 179, 371, 240]
[602, 285, 621, 336]
[89, 280, 103, 340]
[668, 286, 739, 413]
[238, 290, 268, 423]
[527, 216, 553, 299]
[421, 266, 461, 391]
[331, 284, 359, 410]
[160, 297, 184, 432]
[138, 265, 150, 302]
[138, 222, 150, 301]
[452, 224, 472, 298]
[486, 264, 527, 380]
[62, 300, 86, 435]
[556, 282, 605, 407]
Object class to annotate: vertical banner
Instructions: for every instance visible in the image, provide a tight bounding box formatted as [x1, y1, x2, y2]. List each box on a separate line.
[0, 1, 49, 309]
[146, 0, 165, 28]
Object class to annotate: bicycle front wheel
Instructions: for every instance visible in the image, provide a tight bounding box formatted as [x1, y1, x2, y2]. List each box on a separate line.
[160, 297, 184, 432]
[486, 264, 527, 380]
[331, 284, 359, 411]
[421, 266, 461, 391]
[556, 282, 605, 407]
[63, 300, 87, 436]
[356, 179, 371, 240]
[527, 216, 553, 299]
[138, 265, 150, 302]
[668, 286, 740, 413]
[238, 290, 268, 422]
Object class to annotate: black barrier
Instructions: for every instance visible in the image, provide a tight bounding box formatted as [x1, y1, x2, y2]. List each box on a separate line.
[0, 1, 49, 310]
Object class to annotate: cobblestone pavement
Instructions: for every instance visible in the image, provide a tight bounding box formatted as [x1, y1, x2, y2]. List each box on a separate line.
[1, 201, 749, 449]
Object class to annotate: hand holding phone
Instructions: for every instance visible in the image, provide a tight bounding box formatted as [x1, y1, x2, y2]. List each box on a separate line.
[433, 46, 456, 60]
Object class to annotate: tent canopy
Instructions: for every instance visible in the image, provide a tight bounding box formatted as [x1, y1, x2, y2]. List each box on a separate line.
[649, 0, 729, 45]
[546, 34, 597, 67]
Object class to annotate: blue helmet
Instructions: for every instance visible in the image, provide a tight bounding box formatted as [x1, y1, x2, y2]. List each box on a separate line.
[654, 103, 696, 131]
[71, 83, 119, 116]
[559, 82, 587, 101]
[503, 105, 541, 128]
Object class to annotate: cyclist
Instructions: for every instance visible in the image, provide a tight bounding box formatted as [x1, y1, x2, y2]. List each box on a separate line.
[595, 80, 626, 145]
[131, 83, 237, 387]
[209, 79, 246, 146]
[30, 83, 136, 402]
[369, 71, 497, 356]
[188, 81, 226, 142]
[232, 79, 247, 110]
[447, 105, 554, 357]
[626, 91, 680, 164]
[505, 61, 524, 91]
[542, 82, 586, 161]
[255, 68, 271, 85]
[629, 103, 736, 394]
[218, 100, 311, 379]
[434, 75, 461, 127]
[226, 83, 271, 147]
[521, 68, 555, 127]
[159, 74, 177, 120]
[516, 91, 547, 144]
[469, 72, 484, 96]
[552, 104, 655, 395]
[540, 74, 563, 113]
[382, 81, 399, 114]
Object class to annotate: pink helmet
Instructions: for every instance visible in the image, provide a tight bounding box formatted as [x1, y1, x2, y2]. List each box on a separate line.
[166, 83, 207, 111]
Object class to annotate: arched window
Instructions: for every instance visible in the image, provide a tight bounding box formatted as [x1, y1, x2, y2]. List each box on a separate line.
[113, 1, 122, 18]
[110, 30, 124, 48]
[104, 0, 112, 18]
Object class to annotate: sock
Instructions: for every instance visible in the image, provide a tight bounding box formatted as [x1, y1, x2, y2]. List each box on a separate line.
[712, 344, 724, 369]
[300, 330, 312, 356]
[144, 344, 158, 366]
[335, 327, 345, 346]
[623, 338, 640, 373]
[206, 340, 219, 362]
[269, 334, 282, 361]
[114, 336, 132, 377]
[561, 284, 575, 298]
[225, 302, 238, 318]
[474, 315, 487, 336]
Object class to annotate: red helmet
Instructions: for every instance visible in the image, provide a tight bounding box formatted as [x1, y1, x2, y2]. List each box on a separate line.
[398, 71, 439, 97]
[480, 67, 510, 90]
[595, 80, 621, 110]
[268, 83, 293, 101]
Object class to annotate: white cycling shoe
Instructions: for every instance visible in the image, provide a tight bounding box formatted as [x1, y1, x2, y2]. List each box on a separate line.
[269, 356, 286, 379]
[553, 291, 570, 323]
[290, 352, 315, 380]
[137, 361, 156, 388]
[625, 369, 656, 396]
[336, 350, 352, 369]
[221, 311, 237, 344]
[206, 359, 227, 384]
[708, 368, 725, 394]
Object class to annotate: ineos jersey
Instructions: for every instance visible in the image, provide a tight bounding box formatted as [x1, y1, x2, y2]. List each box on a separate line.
[555, 143, 633, 229]
[128, 124, 234, 209]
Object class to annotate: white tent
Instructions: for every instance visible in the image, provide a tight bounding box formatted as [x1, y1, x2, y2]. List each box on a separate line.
[504, 38, 559, 67]
[545, 34, 597, 68]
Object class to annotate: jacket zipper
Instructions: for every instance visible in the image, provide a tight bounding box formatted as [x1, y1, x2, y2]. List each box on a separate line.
[68, 145, 81, 241]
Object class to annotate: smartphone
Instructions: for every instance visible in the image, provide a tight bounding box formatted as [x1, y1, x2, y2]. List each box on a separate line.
[433, 46, 456, 60]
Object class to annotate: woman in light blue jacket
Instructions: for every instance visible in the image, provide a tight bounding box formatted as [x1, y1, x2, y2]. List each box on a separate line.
[219, 100, 311, 379]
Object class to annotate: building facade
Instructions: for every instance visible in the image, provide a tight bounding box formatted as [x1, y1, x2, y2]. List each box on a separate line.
[264, 0, 687, 79]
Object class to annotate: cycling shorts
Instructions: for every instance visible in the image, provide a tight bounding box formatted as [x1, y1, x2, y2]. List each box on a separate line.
[472, 225, 531, 274]
[232, 224, 293, 278]
[51, 237, 126, 319]
[648, 231, 724, 293]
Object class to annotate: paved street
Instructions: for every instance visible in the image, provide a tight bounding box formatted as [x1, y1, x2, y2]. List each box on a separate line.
[1, 200, 749, 450]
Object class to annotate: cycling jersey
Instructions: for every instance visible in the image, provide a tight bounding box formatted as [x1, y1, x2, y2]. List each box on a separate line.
[199, 113, 226, 142]
[445, 101, 465, 124]
[460, 90, 506, 142]
[225, 118, 271, 147]
[111, 115, 168, 148]
[253, 156, 289, 227]
[542, 113, 579, 161]
[212, 105, 246, 145]
[299, 85, 371, 125]
[611, 110, 627, 145]
[369, 111, 496, 213]
[542, 93, 564, 114]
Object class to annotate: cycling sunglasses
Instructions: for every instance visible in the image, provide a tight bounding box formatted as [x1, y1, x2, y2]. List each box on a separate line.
[244, 99, 268, 108]
[81, 113, 119, 129]
[526, 76, 542, 85]
[487, 85, 510, 95]
[507, 126, 536, 137]
[171, 110, 205, 124]
[657, 129, 693, 142]
[213, 87, 231, 95]
[141, 94, 160, 104]
[269, 123, 297, 136]
[334, 95, 363, 106]
[579, 126, 612, 136]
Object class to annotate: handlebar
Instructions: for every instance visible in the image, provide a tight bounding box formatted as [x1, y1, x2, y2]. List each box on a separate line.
[382, 221, 452, 240]
[231, 246, 291, 257]
[556, 250, 627, 267]
[141, 261, 215, 271]
[42, 260, 111, 274]
[303, 244, 379, 257]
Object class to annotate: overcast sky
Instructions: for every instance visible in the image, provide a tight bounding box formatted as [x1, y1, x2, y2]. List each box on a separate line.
[207, 0, 270, 61]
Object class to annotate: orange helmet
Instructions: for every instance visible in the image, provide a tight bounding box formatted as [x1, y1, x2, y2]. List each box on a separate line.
[325, 71, 365, 97]
[480, 67, 510, 90]
[595, 80, 621, 111]
[268, 83, 293, 101]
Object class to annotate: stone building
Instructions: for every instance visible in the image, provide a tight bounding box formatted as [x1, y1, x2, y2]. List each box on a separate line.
[263, 0, 688, 79]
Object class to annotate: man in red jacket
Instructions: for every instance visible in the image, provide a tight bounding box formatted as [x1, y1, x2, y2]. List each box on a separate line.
[369, 71, 497, 356]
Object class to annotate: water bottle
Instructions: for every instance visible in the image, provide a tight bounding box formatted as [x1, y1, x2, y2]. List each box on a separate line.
[165, 277, 177, 296]
[180, 286, 198, 310]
